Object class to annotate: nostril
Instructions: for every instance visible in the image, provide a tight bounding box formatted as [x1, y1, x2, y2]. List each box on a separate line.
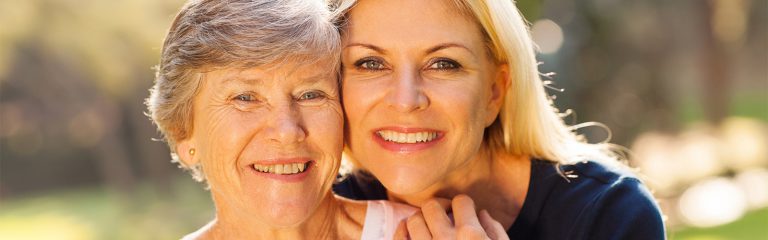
[388, 91, 429, 112]
[268, 116, 307, 143]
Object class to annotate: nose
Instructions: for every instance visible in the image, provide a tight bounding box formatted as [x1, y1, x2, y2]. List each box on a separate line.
[386, 69, 428, 112]
[266, 103, 307, 144]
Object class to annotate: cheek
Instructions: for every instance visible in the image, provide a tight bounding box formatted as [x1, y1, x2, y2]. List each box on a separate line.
[431, 81, 487, 122]
[303, 105, 345, 188]
[342, 81, 379, 122]
[198, 109, 261, 189]
[341, 87, 361, 120]
[431, 81, 490, 158]
[305, 103, 344, 153]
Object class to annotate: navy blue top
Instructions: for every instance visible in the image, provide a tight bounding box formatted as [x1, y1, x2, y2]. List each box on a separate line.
[333, 159, 666, 239]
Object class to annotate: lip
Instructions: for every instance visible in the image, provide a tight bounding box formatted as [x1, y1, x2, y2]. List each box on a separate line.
[372, 126, 444, 153]
[246, 158, 314, 183]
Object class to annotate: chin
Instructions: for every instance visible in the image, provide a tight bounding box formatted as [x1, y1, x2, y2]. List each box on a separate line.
[237, 184, 327, 228]
[263, 212, 311, 227]
[257, 199, 317, 227]
[377, 166, 440, 196]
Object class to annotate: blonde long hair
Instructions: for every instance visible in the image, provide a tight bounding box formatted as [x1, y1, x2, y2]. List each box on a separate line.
[332, 0, 626, 168]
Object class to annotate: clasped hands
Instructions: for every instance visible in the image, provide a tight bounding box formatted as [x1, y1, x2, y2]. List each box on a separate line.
[394, 195, 510, 240]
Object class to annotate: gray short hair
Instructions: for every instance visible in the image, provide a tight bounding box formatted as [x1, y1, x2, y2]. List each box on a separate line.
[146, 0, 341, 179]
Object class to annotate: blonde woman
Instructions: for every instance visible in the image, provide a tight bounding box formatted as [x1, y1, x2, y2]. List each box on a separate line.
[332, 0, 666, 239]
[146, 0, 474, 239]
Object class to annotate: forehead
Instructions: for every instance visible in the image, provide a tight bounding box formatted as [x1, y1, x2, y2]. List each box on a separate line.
[345, 0, 483, 49]
[204, 61, 336, 86]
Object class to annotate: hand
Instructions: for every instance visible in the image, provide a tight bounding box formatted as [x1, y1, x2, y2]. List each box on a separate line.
[394, 194, 509, 240]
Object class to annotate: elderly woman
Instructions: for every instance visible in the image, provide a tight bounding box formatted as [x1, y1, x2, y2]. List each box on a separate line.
[332, 0, 666, 239]
[145, 0, 445, 239]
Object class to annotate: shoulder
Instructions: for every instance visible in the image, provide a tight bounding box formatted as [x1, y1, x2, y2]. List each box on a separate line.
[360, 200, 418, 240]
[533, 159, 655, 204]
[569, 161, 666, 239]
[520, 160, 666, 239]
[334, 197, 369, 239]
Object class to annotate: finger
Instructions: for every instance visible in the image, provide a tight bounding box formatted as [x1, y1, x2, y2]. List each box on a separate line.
[407, 212, 432, 240]
[432, 197, 454, 225]
[452, 195, 484, 230]
[457, 225, 488, 240]
[394, 219, 410, 240]
[431, 197, 452, 209]
[421, 199, 454, 238]
[478, 210, 509, 240]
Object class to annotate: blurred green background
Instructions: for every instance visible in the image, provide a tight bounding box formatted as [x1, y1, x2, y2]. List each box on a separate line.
[0, 0, 766, 239]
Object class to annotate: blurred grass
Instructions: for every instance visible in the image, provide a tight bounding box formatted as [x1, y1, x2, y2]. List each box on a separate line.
[729, 94, 768, 122]
[2, 179, 767, 239]
[0, 177, 213, 240]
[680, 93, 768, 124]
[671, 207, 768, 240]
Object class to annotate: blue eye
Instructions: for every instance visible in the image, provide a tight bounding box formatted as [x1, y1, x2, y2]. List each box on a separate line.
[299, 91, 324, 101]
[234, 94, 255, 102]
[362, 61, 383, 70]
[354, 57, 386, 71]
[428, 59, 460, 70]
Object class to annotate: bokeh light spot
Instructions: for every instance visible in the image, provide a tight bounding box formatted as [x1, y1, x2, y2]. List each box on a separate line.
[679, 178, 747, 228]
[531, 19, 564, 54]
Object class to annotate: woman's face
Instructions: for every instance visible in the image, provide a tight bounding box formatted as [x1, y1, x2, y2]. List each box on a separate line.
[180, 62, 343, 226]
[342, 0, 507, 196]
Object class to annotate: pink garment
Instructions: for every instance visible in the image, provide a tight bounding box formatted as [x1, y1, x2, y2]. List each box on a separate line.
[360, 200, 418, 240]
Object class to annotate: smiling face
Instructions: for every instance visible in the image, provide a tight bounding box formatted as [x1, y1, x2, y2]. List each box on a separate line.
[342, 0, 507, 197]
[177, 62, 343, 227]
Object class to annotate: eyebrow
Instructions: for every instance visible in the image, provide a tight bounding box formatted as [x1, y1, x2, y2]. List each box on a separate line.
[221, 76, 262, 85]
[297, 74, 328, 85]
[344, 43, 388, 54]
[427, 43, 475, 56]
[221, 73, 327, 86]
[345, 42, 475, 57]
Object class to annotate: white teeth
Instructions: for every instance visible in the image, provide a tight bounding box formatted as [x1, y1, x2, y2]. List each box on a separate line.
[253, 162, 309, 175]
[377, 130, 439, 143]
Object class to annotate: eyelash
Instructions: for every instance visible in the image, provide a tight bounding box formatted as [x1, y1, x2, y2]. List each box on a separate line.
[352, 57, 462, 72]
[231, 91, 327, 103]
[353, 57, 387, 72]
[427, 58, 461, 71]
[297, 90, 327, 101]
[233, 93, 257, 102]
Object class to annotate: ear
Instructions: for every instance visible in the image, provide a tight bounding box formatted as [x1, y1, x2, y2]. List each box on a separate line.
[175, 138, 199, 167]
[485, 63, 510, 127]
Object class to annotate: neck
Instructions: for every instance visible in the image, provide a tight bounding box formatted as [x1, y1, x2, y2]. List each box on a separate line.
[388, 147, 530, 228]
[204, 193, 343, 240]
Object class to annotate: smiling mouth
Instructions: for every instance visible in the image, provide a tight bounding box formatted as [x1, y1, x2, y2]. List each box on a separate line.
[377, 130, 439, 144]
[252, 162, 310, 175]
